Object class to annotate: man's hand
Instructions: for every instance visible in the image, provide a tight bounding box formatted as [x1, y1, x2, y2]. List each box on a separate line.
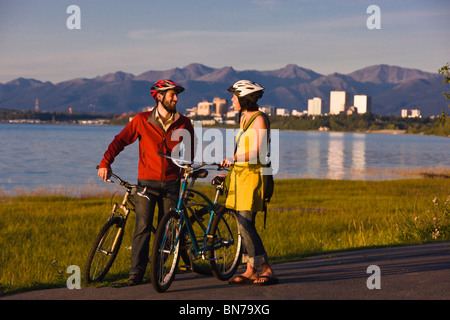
[98, 167, 111, 182]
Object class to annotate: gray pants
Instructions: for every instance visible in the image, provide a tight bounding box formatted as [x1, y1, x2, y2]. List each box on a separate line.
[237, 210, 269, 267]
[130, 179, 179, 278]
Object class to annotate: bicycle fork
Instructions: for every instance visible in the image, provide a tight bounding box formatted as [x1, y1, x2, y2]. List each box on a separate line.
[98, 228, 123, 256]
[98, 203, 128, 256]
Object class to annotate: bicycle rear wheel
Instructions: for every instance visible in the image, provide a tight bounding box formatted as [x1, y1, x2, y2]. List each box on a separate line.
[208, 209, 242, 281]
[150, 210, 181, 293]
[84, 216, 124, 283]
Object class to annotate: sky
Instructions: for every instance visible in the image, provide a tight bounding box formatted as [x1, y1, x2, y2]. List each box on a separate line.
[0, 0, 449, 83]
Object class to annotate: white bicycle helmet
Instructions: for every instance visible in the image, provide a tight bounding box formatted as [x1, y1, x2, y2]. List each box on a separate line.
[227, 80, 264, 98]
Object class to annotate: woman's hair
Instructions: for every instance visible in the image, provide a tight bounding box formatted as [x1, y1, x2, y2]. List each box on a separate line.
[238, 91, 263, 112]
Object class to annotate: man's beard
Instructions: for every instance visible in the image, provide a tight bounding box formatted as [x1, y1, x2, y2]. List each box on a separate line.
[161, 98, 177, 114]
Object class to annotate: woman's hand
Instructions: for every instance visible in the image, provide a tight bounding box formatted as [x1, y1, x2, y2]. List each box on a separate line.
[220, 156, 235, 168]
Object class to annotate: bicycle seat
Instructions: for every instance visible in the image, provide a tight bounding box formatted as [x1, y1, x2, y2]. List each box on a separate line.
[212, 174, 226, 186]
[192, 169, 208, 179]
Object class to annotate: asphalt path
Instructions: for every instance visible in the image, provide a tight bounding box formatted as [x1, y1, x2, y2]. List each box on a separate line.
[2, 241, 449, 302]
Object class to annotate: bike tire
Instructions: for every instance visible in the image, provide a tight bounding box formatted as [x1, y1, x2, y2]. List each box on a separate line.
[150, 210, 181, 293]
[208, 209, 242, 281]
[84, 216, 124, 283]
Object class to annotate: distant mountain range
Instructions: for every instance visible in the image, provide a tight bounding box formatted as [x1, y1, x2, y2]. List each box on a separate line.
[0, 63, 447, 116]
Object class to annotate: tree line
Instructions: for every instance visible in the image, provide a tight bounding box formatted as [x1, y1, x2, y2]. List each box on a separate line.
[0, 109, 113, 123]
[1, 109, 449, 137]
[267, 113, 450, 137]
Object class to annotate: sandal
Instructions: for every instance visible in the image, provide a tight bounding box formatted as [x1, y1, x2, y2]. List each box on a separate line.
[228, 275, 256, 285]
[253, 275, 279, 286]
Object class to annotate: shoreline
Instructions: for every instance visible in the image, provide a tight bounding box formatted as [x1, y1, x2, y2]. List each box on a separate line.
[364, 129, 407, 135]
[2, 121, 448, 138]
[1, 168, 449, 198]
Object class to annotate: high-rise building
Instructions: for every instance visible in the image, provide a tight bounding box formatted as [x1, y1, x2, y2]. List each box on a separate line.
[308, 97, 322, 115]
[330, 91, 350, 115]
[35, 98, 39, 112]
[197, 101, 214, 116]
[353, 95, 371, 114]
[212, 97, 228, 115]
[276, 108, 289, 116]
[401, 109, 421, 118]
[260, 105, 275, 115]
[410, 109, 421, 118]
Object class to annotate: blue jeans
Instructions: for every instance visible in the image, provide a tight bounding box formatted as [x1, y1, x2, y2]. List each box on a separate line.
[237, 210, 269, 267]
[130, 179, 179, 278]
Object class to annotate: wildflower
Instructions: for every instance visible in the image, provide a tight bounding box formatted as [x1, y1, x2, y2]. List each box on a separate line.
[431, 228, 440, 239]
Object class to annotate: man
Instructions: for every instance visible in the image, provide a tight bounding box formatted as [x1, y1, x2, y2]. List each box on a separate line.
[98, 79, 194, 285]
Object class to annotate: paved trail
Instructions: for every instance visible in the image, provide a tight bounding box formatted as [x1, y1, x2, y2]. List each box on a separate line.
[2, 241, 449, 302]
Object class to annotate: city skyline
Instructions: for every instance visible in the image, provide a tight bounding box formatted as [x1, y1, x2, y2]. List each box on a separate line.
[189, 89, 373, 119]
[1, 0, 449, 83]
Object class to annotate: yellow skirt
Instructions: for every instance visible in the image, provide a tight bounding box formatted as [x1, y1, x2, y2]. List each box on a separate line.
[225, 164, 265, 212]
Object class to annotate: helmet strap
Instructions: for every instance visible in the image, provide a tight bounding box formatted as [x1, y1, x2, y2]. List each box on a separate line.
[157, 91, 176, 114]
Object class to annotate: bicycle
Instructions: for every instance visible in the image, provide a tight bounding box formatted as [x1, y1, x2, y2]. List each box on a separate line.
[83, 166, 212, 283]
[150, 152, 242, 293]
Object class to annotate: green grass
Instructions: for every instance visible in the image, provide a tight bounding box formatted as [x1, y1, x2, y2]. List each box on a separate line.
[1, 178, 449, 296]
[262, 179, 449, 261]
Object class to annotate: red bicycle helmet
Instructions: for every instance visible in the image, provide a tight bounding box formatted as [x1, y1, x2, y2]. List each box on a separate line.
[150, 79, 185, 100]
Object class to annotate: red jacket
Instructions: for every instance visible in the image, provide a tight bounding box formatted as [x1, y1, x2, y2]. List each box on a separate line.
[99, 109, 195, 181]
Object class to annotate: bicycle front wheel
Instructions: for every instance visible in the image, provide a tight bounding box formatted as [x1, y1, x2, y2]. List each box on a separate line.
[84, 216, 124, 283]
[208, 209, 242, 281]
[150, 210, 181, 293]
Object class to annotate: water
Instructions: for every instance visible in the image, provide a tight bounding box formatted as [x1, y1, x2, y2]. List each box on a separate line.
[0, 123, 449, 194]
[0, 123, 138, 194]
[274, 131, 449, 180]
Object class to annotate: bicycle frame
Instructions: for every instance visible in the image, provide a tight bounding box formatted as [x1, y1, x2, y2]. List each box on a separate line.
[177, 184, 216, 259]
[109, 188, 133, 221]
[158, 153, 236, 261]
[101, 170, 159, 252]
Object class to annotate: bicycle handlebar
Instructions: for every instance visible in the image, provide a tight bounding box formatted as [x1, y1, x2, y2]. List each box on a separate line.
[96, 165, 159, 196]
[157, 152, 225, 171]
[95, 150, 224, 196]
[96, 165, 125, 185]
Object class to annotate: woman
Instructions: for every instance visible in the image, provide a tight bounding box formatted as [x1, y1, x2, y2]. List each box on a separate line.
[221, 80, 278, 286]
